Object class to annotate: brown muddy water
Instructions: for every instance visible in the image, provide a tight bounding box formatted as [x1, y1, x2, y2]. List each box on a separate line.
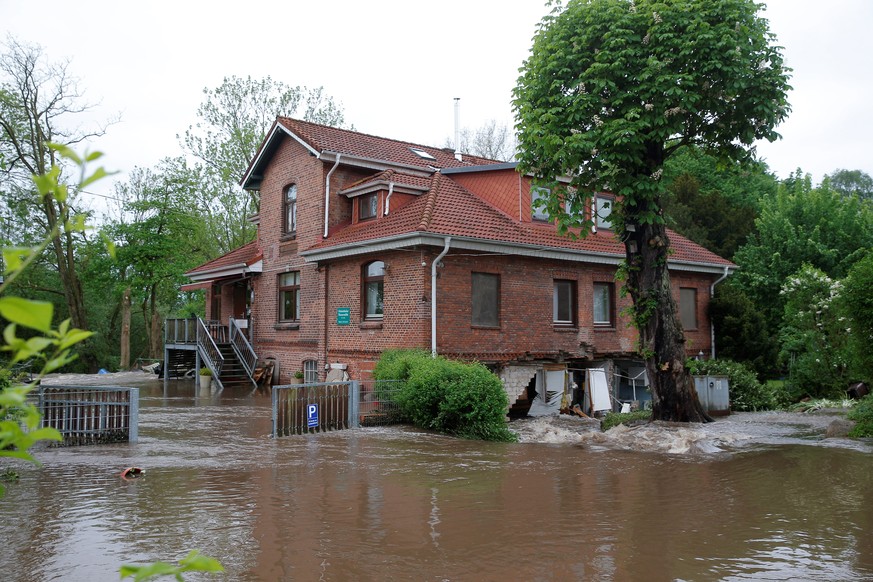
[2, 374, 872, 581]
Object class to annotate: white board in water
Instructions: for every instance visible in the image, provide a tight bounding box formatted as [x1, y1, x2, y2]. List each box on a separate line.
[587, 368, 611, 412]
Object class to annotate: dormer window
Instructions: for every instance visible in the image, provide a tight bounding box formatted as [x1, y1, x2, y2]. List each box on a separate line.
[283, 184, 297, 235]
[595, 195, 613, 230]
[359, 192, 378, 220]
[531, 187, 551, 222]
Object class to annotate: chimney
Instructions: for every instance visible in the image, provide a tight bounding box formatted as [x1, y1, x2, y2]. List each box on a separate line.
[453, 98, 462, 162]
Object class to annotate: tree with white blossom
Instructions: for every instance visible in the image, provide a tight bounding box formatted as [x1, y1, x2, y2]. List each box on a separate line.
[513, 0, 791, 421]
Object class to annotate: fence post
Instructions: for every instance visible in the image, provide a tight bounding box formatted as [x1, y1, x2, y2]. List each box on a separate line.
[271, 385, 279, 437]
[128, 387, 139, 443]
[350, 380, 360, 429]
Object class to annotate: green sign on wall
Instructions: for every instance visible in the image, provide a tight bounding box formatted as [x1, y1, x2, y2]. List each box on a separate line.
[337, 307, 351, 326]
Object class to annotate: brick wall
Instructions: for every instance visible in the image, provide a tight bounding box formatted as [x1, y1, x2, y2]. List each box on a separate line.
[244, 133, 716, 383]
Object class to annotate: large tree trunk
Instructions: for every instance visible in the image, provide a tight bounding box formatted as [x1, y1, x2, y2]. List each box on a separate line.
[624, 218, 712, 423]
[119, 286, 131, 370]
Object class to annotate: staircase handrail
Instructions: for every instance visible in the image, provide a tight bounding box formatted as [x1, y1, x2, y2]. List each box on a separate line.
[228, 317, 257, 377]
[196, 317, 224, 376]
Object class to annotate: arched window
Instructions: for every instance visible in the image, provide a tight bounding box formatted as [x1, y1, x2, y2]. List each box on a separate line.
[283, 184, 297, 234]
[362, 261, 385, 320]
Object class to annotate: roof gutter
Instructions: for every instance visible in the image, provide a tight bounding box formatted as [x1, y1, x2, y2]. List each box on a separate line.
[431, 237, 452, 357]
[709, 265, 731, 359]
[324, 153, 341, 238]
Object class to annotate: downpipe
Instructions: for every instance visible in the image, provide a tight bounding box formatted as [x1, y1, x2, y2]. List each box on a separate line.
[431, 237, 452, 357]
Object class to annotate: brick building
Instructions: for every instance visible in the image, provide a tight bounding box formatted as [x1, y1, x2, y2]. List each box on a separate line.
[185, 118, 734, 411]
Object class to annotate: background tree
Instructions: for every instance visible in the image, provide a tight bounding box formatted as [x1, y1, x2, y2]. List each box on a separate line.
[93, 159, 211, 366]
[778, 265, 851, 400]
[708, 282, 777, 378]
[0, 37, 110, 367]
[181, 75, 349, 254]
[661, 146, 777, 259]
[513, 0, 791, 422]
[839, 252, 873, 384]
[445, 119, 517, 162]
[824, 168, 873, 200]
[732, 172, 873, 335]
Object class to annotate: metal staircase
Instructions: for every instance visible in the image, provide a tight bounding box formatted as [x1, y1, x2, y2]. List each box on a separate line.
[196, 318, 257, 390]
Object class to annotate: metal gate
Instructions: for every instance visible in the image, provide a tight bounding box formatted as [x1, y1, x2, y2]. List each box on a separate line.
[272, 381, 360, 437]
[271, 379, 407, 437]
[37, 385, 139, 445]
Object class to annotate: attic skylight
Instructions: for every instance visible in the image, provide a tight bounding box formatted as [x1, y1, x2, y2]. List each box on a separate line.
[409, 147, 437, 161]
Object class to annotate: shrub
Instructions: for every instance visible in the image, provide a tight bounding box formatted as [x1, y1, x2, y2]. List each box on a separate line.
[687, 358, 776, 411]
[601, 409, 652, 431]
[373, 349, 517, 442]
[847, 394, 873, 438]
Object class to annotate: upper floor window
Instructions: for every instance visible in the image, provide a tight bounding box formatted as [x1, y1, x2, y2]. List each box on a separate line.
[359, 193, 378, 220]
[362, 261, 385, 319]
[679, 287, 698, 330]
[278, 271, 300, 322]
[593, 282, 614, 327]
[283, 184, 298, 234]
[595, 195, 613, 230]
[531, 187, 550, 222]
[472, 272, 500, 327]
[553, 279, 577, 326]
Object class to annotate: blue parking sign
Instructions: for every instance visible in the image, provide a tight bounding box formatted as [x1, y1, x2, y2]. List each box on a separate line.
[307, 403, 319, 428]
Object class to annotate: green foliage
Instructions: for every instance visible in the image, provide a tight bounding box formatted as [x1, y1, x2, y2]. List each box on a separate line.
[513, 0, 791, 228]
[841, 252, 873, 383]
[847, 394, 873, 438]
[687, 358, 775, 411]
[0, 144, 105, 496]
[181, 75, 349, 254]
[601, 409, 652, 431]
[662, 147, 776, 259]
[120, 550, 224, 581]
[733, 173, 873, 333]
[824, 169, 873, 200]
[778, 265, 851, 400]
[373, 349, 517, 442]
[709, 282, 777, 378]
[198, 367, 212, 377]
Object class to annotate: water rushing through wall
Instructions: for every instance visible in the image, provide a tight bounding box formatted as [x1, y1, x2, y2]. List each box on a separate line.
[2, 377, 872, 581]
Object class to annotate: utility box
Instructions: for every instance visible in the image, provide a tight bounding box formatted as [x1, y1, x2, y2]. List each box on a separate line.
[692, 375, 731, 416]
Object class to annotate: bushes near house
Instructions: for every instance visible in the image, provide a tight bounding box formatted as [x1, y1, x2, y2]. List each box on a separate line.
[847, 394, 873, 438]
[373, 349, 517, 442]
[687, 358, 777, 411]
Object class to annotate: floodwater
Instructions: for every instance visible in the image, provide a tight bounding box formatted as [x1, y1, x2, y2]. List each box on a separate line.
[2, 374, 872, 581]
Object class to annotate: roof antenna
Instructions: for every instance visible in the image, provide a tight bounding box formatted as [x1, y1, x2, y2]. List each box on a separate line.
[453, 98, 462, 162]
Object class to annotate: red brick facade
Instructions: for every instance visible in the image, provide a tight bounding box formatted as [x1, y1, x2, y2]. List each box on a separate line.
[191, 118, 733, 404]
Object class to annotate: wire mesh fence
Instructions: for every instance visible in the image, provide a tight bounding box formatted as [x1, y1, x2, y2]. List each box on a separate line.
[358, 379, 406, 427]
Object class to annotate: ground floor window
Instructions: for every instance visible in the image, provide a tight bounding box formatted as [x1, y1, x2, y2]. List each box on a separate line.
[472, 272, 500, 327]
[593, 282, 614, 327]
[553, 279, 577, 325]
[303, 360, 319, 383]
[680, 287, 698, 330]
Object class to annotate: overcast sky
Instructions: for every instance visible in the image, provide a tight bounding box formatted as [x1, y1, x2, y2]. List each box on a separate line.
[2, 0, 872, 212]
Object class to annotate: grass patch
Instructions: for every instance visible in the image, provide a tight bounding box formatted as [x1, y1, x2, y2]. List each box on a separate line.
[601, 410, 652, 431]
[847, 394, 873, 438]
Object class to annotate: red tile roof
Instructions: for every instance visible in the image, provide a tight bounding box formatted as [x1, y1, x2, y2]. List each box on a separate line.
[186, 240, 262, 277]
[305, 170, 735, 269]
[277, 117, 497, 169]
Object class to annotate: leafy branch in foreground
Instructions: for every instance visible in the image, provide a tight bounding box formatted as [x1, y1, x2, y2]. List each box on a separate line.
[120, 550, 224, 581]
